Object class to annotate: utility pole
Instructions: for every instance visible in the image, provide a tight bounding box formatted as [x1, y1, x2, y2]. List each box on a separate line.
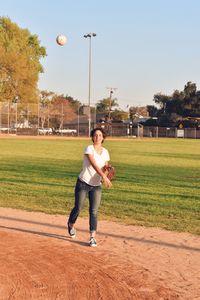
[106, 87, 117, 123]
[106, 87, 117, 136]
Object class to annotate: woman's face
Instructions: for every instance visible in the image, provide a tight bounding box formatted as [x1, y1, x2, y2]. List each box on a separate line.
[92, 130, 104, 144]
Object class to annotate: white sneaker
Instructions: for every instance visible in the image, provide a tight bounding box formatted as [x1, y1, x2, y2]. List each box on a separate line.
[89, 237, 97, 247]
[67, 223, 76, 238]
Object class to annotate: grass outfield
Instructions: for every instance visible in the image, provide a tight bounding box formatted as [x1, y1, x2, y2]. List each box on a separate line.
[0, 137, 199, 235]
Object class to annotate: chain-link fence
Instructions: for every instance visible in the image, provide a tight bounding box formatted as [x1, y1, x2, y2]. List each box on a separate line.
[0, 101, 93, 136]
[0, 102, 199, 138]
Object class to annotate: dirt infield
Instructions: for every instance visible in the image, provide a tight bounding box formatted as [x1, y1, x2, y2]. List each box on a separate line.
[0, 208, 200, 299]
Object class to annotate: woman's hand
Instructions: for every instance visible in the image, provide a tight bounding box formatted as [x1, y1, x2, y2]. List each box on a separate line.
[102, 174, 112, 188]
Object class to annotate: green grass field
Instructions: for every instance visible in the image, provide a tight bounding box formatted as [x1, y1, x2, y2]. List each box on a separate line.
[0, 137, 199, 235]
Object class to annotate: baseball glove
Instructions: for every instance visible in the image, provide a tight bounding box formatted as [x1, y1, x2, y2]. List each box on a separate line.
[102, 164, 116, 181]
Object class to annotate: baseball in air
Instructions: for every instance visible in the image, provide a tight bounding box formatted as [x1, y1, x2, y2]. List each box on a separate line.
[56, 35, 67, 46]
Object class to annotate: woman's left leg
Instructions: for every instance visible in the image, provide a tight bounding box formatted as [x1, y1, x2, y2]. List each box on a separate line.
[88, 185, 102, 235]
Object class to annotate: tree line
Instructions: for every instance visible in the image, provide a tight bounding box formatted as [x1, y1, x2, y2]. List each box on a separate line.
[146, 81, 200, 127]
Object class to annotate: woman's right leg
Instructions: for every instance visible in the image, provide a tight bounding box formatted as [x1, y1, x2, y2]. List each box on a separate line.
[68, 178, 87, 226]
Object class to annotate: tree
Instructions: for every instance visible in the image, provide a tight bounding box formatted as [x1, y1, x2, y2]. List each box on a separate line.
[0, 17, 46, 104]
[184, 81, 196, 97]
[110, 109, 128, 121]
[96, 98, 119, 113]
[65, 95, 82, 113]
[153, 93, 171, 114]
[146, 105, 158, 117]
[50, 95, 76, 129]
[96, 97, 119, 122]
[39, 90, 55, 128]
[151, 82, 200, 126]
[129, 106, 149, 120]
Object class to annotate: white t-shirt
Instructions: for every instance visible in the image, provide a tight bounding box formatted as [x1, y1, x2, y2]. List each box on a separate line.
[79, 144, 110, 186]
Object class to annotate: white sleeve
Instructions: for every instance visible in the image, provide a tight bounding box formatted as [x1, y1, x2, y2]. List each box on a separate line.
[84, 145, 93, 155]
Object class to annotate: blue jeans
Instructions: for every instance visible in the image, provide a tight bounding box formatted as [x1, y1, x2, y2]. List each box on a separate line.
[68, 178, 102, 232]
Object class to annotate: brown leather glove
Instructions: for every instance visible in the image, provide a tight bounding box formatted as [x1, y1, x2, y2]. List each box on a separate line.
[102, 164, 116, 181]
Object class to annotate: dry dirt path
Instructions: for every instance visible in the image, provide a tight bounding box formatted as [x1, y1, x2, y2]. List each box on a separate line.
[0, 208, 200, 300]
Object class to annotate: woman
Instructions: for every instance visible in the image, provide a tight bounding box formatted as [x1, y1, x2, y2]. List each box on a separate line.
[67, 127, 112, 247]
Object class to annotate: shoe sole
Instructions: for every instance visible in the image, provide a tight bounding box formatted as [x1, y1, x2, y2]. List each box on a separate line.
[70, 234, 76, 239]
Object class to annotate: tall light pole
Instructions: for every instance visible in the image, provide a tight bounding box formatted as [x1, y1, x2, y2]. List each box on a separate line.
[84, 32, 96, 136]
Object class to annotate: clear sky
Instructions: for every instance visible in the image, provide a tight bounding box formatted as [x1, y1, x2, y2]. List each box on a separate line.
[1, 0, 200, 109]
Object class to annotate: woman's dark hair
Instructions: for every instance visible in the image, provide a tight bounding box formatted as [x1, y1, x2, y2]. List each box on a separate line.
[90, 127, 107, 143]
